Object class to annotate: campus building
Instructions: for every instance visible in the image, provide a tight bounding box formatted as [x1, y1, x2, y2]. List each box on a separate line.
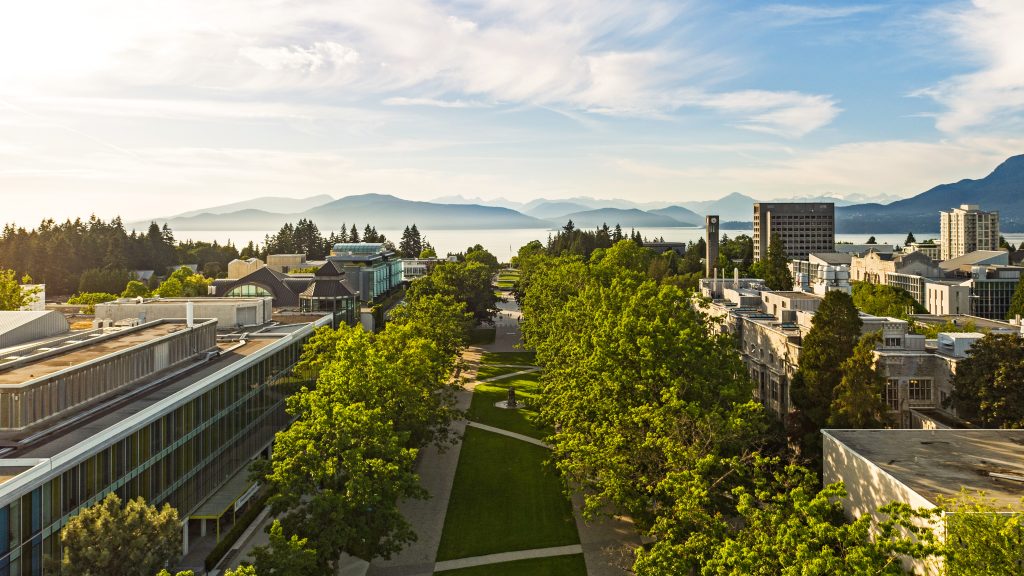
[823, 429, 1024, 575]
[0, 311, 330, 574]
[939, 204, 1000, 261]
[327, 243, 403, 302]
[753, 202, 835, 262]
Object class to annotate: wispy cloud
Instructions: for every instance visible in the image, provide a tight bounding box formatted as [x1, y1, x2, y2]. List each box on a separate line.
[758, 3, 884, 26]
[382, 97, 490, 109]
[914, 0, 1024, 133]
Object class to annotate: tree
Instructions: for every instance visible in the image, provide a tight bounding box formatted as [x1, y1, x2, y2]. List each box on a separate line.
[866, 236, 877, 244]
[464, 245, 499, 274]
[250, 520, 319, 576]
[905, 232, 917, 245]
[1008, 278, 1024, 320]
[418, 246, 437, 258]
[790, 291, 862, 450]
[948, 333, 1024, 428]
[406, 261, 499, 323]
[155, 266, 211, 298]
[691, 466, 941, 576]
[829, 333, 890, 428]
[852, 282, 927, 319]
[751, 234, 793, 290]
[122, 280, 150, 298]
[937, 490, 1024, 575]
[262, 401, 423, 569]
[60, 493, 180, 576]
[0, 269, 40, 311]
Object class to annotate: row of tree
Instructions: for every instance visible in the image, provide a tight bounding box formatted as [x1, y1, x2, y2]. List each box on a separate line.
[513, 239, 1011, 574]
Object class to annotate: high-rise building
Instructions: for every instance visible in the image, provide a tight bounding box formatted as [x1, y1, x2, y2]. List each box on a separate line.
[939, 204, 1000, 261]
[705, 215, 720, 277]
[753, 203, 835, 261]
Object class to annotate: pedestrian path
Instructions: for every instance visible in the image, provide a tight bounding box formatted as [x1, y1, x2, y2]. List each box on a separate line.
[474, 366, 541, 384]
[433, 544, 584, 572]
[466, 421, 550, 449]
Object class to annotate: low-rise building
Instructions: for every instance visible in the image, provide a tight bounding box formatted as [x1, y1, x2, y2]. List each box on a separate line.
[823, 428, 1024, 575]
[327, 243, 403, 302]
[266, 254, 307, 273]
[94, 297, 273, 329]
[0, 313, 330, 572]
[226, 258, 265, 279]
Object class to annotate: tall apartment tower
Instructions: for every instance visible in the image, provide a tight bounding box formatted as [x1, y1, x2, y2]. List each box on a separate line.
[939, 204, 1000, 261]
[705, 215, 720, 277]
[753, 202, 835, 261]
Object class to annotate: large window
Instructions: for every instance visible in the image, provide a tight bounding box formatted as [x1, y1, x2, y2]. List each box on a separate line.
[908, 378, 933, 404]
[225, 284, 272, 298]
[885, 379, 900, 411]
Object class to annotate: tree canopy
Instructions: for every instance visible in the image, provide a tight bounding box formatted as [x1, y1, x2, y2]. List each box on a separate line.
[60, 493, 180, 576]
[852, 281, 927, 319]
[948, 333, 1024, 428]
[750, 234, 793, 291]
[0, 268, 40, 311]
[406, 260, 499, 324]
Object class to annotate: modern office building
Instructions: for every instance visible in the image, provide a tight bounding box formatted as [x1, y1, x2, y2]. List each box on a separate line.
[939, 204, 1000, 261]
[0, 313, 330, 574]
[327, 243, 403, 302]
[753, 203, 835, 262]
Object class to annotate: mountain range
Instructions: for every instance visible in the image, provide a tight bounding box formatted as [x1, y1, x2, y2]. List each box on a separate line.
[138, 155, 1024, 233]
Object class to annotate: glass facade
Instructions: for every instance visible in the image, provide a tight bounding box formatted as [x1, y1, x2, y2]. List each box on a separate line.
[0, 334, 312, 575]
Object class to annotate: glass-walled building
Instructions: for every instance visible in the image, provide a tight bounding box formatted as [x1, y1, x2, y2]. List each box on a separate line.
[0, 316, 330, 575]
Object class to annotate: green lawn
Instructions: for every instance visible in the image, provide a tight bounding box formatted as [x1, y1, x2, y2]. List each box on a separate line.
[435, 427, 579, 561]
[435, 554, 586, 576]
[480, 351, 536, 366]
[466, 373, 548, 440]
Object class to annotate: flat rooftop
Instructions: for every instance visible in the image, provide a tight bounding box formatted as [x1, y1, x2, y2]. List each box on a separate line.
[0, 324, 185, 385]
[767, 291, 820, 300]
[99, 298, 270, 307]
[3, 339, 273, 460]
[826, 429, 1024, 509]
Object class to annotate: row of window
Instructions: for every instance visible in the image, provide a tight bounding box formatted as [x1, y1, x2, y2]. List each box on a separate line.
[0, 337, 307, 576]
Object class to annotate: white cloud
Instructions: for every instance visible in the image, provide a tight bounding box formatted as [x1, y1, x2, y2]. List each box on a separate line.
[683, 90, 842, 138]
[917, 0, 1024, 132]
[0, 0, 839, 137]
[382, 97, 489, 108]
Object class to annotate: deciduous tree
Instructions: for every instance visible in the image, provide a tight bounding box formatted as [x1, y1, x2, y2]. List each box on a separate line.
[948, 333, 1024, 428]
[250, 520, 319, 576]
[61, 493, 180, 576]
[0, 269, 40, 311]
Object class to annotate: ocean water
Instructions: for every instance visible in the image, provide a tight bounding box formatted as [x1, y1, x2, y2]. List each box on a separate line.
[176, 228, 1024, 263]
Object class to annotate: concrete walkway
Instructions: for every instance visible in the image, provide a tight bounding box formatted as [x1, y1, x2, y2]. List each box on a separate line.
[475, 366, 541, 384]
[466, 422, 549, 449]
[433, 544, 584, 573]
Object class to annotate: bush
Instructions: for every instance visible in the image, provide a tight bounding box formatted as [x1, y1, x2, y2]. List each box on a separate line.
[67, 292, 117, 314]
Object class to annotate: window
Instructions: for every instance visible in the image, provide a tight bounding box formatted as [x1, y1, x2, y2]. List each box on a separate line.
[885, 379, 900, 410]
[908, 378, 933, 403]
[884, 337, 902, 348]
[225, 284, 272, 298]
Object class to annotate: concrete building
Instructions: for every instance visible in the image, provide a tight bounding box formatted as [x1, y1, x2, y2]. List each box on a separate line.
[266, 254, 306, 273]
[0, 313, 331, 573]
[833, 243, 896, 256]
[95, 298, 273, 329]
[705, 215, 720, 277]
[905, 241, 941, 261]
[0, 312, 69, 351]
[940, 204, 1000, 261]
[849, 250, 944, 304]
[226, 258, 265, 279]
[924, 263, 1023, 320]
[753, 202, 835, 262]
[823, 429, 1024, 575]
[789, 253, 853, 295]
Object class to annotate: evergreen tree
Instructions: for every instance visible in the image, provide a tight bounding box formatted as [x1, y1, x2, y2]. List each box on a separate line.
[753, 234, 793, 290]
[905, 232, 916, 245]
[829, 333, 890, 428]
[1009, 279, 1024, 320]
[790, 291, 862, 450]
[866, 236, 877, 244]
[612, 224, 623, 242]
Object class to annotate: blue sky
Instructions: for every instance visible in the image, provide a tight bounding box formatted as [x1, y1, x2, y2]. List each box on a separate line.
[1, 0, 1022, 225]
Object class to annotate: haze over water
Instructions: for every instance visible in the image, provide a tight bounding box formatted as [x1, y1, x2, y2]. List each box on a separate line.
[175, 228, 1024, 263]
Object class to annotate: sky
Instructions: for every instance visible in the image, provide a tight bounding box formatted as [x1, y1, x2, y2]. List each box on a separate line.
[1, 0, 1023, 226]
